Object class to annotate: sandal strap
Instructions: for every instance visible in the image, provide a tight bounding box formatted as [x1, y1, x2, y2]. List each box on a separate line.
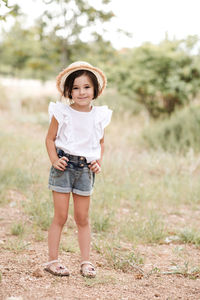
[42, 259, 59, 267]
[80, 261, 95, 268]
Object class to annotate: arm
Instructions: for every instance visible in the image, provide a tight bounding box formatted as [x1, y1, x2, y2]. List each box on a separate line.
[90, 135, 105, 174]
[97, 136, 104, 166]
[45, 116, 68, 171]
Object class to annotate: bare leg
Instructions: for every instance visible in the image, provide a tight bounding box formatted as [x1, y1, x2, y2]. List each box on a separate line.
[48, 191, 70, 261]
[73, 193, 91, 261]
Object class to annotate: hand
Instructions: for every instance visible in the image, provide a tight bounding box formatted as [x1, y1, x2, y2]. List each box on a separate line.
[53, 156, 68, 171]
[89, 160, 101, 174]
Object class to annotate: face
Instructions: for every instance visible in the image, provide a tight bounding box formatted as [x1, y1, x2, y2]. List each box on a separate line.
[71, 75, 94, 111]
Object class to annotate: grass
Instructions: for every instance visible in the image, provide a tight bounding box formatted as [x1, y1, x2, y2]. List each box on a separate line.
[11, 223, 25, 236]
[1, 86, 200, 269]
[167, 261, 200, 279]
[83, 274, 117, 287]
[3, 238, 30, 252]
[178, 228, 200, 246]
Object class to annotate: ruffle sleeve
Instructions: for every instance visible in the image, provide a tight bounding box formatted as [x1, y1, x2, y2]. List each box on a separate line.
[48, 101, 71, 139]
[94, 105, 112, 142]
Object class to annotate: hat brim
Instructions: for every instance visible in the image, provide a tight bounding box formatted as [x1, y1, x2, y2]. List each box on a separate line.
[56, 65, 107, 97]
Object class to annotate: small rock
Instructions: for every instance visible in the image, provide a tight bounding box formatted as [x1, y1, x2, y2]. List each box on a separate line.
[154, 293, 160, 297]
[164, 235, 180, 243]
[32, 267, 44, 278]
[134, 273, 143, 280]
[9, 201, 17, 208]
[96, 261, 103, 267]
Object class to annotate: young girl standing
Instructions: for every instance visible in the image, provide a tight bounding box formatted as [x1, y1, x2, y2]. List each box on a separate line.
[44, 61, 112, 278]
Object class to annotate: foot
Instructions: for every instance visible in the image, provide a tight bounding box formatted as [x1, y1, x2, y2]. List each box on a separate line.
[43, 260, 70, 277]
[80, 261, 96, 278]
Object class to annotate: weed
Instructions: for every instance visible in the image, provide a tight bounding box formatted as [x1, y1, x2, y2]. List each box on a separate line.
[166, 261, 200, 279]
[83, 274, 116, 287]
[178, 228, 200, 246]
[34, 227, 45, 242]
[24, 196, 53, 230]
[104, 245, 143, 273]
[11, 223, 25, 236]
[92, 213, 112, 233]
[119, 212, 166, 245]
[60, 241, 78, 254]
[4, 239, 30, 252]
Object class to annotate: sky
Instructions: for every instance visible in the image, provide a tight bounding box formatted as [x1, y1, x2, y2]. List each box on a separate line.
[2, 0, 200, 49]
[105, 0, 200, 48]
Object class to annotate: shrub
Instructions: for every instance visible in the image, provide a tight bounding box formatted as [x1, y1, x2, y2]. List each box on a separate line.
[114, 37, 200, 118]
[142, 105, 200, 153]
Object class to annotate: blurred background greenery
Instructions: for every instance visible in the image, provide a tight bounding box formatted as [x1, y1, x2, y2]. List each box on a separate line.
[1, 1, 200, 115]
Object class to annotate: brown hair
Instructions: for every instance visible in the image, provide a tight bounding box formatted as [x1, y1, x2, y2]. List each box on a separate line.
[63, 70, 99, 99]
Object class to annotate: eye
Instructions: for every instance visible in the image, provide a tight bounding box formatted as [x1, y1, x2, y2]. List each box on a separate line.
[85, 86, 90, 89]
[72, 87, 78, 90]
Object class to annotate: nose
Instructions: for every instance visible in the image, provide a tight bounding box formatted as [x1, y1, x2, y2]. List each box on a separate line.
[79, 88, 85, 95]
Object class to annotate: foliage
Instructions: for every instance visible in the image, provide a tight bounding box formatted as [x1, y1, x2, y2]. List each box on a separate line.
[0, 21, 66, 79]
[142, 104, 200, 153]
[114, 37, 200, 118]
[0, 1, 116, 80]
[39, 0, 114, 67]
[0, 0, 20, 21]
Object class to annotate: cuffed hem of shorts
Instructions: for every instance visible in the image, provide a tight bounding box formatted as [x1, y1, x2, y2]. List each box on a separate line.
[48, 185, 93, 196]
[48, 184, 72, 193]
[72, 188, 93, 196]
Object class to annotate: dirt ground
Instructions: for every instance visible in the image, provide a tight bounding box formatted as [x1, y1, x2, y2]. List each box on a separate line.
[0, 191, 200, 300]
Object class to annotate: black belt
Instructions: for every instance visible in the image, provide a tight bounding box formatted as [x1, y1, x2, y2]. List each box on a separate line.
[57, 149, 90, 168]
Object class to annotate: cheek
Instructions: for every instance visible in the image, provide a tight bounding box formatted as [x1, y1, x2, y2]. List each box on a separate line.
[90, 88, 94, 97]
[71, 90, 77, 98]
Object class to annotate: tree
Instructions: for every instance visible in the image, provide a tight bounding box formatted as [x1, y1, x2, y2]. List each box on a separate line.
[0, 0, 20, 21]
[0, 17, 117, 80]
[40, 0, 114, 67]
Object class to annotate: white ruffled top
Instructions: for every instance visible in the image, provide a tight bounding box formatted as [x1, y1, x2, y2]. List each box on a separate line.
[48, 101, 112, 162]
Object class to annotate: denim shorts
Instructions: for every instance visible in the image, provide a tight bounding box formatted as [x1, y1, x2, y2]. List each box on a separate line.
[48, 150, 95, 196]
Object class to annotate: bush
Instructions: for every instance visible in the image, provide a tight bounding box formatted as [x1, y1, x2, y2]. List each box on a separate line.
[142, 105, 200, 153]
[114, 37, 200, 118]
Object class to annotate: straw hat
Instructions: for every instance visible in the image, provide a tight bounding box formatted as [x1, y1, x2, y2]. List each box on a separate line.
[56, 61, 107, 96]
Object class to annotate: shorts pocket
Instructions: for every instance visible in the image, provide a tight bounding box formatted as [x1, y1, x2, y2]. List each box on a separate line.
[51, 166, 65, 178]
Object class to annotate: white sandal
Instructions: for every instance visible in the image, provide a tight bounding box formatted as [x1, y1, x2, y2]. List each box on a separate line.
[80, 261, 96, 278]
[43, 259, 70, 277]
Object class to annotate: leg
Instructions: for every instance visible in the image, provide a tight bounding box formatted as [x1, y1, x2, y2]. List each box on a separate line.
[73, 193, 91, 262]
[48, 191, 70, 261]
[73, 193, 96, 278]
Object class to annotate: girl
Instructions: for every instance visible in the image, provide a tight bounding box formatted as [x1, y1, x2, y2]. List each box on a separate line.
[44, 61, 112, 278]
